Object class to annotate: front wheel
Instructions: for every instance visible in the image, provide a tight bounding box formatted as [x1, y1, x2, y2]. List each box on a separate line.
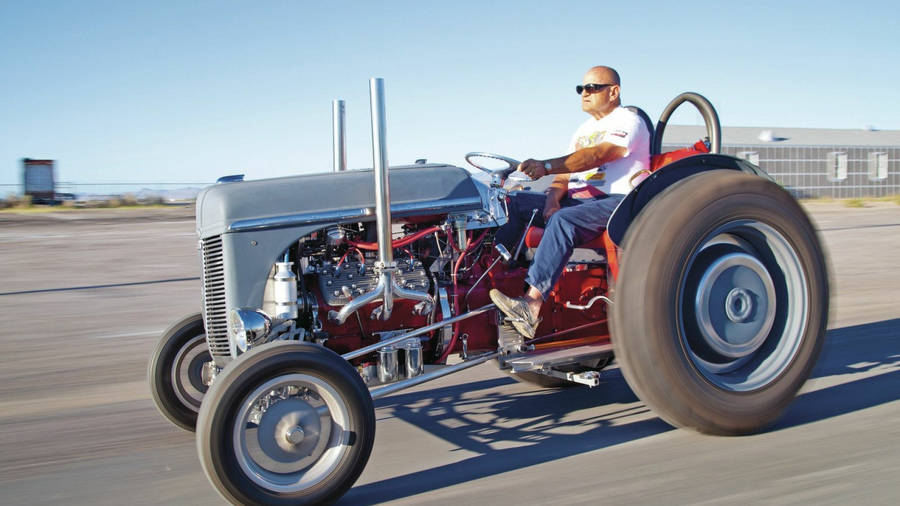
[611, 170, 828, 435]
[196, 342, 375, 506]
[148, 313, 211, 431]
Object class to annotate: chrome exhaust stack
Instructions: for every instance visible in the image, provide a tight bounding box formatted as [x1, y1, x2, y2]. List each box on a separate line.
[332, 99, 347, 172]
[328, 78, 432, 325]
[370, 77, 397, 320]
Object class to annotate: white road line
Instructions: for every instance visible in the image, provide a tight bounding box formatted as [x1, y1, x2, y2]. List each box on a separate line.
[91, 329, 163, 339]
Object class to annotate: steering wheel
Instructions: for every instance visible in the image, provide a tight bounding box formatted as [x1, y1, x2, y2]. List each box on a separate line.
[652, 92, 721, 156]
[464, 152, 521, 178]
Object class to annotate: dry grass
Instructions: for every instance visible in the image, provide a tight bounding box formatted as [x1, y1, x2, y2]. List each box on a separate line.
[0, 204, 177, 214]
[1, 191, 179, 212]
[0, 194, 33, 209]
[801, 195, 900, 207]
[874, 194, 900, 205]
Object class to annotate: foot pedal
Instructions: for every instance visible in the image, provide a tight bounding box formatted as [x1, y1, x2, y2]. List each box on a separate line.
[538, 368, 601, 387]
[567, 370, 601, 387]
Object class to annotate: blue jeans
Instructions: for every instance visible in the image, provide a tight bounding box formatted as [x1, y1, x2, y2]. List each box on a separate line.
[495, 191, 623, 300]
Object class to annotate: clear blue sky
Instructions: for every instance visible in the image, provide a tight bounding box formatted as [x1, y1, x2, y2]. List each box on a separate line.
[1, 0, 897, 186]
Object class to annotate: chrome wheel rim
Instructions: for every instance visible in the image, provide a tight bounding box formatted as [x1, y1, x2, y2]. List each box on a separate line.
[172, 334, 210, 411]
[233, 374, 352, 493]
[678, 220, 809, 392]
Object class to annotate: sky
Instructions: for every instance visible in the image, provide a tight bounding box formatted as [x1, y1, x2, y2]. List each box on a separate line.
[1, 0, 898, 189]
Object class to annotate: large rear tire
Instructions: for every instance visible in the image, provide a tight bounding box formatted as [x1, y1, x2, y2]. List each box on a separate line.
[196, 342, 375, 506]
[148, 313, 210, 431]
[611, 170, 828, 435]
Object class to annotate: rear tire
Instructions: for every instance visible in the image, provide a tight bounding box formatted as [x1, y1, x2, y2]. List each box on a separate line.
[196, 342, 375, 506]
[611, 170, 828, 435]
[148, 313, 210, 431]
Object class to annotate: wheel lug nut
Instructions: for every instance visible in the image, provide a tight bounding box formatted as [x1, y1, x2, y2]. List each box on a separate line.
[285, 426, 305, 445]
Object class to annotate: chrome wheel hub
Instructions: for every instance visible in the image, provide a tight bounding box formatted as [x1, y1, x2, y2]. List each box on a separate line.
[285, 426, 305, 445]
[679, 220, 809, 392]
[725, 288, 753, 323]
[234, 374, 351, 493]
[694, 252, 776, 359]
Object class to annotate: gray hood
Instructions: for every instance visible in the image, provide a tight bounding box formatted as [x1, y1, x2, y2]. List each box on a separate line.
[196, 164, 482, 238]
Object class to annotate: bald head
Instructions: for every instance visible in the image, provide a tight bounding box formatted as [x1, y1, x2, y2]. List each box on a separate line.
[580, 65, 621, 119]
[587, 66, 620, 86]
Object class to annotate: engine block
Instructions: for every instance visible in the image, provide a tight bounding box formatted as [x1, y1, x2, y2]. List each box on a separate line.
[316, 257, 429, 307]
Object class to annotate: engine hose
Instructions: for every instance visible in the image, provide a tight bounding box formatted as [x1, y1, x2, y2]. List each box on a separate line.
[335, 247, 365, 271]
[348, 225, 442, 251]
[439, 250, 468, 363]
[438, 229, 489, 363]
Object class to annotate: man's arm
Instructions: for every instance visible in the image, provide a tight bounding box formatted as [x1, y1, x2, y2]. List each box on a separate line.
[518, 142, 628, 180]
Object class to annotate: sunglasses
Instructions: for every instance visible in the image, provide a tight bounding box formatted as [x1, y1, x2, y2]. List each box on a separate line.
[576, 83, 614, 95]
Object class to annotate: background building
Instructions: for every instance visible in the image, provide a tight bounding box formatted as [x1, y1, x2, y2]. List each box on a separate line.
[664, 126, 900, 199]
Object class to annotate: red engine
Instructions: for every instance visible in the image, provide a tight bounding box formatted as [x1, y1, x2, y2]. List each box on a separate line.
[299, 221, 610, 368]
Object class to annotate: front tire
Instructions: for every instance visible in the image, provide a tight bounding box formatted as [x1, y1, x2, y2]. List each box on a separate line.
[148, 313, 210, 431]
[611, 170, 828, 435]
[196, 342, 375, 506]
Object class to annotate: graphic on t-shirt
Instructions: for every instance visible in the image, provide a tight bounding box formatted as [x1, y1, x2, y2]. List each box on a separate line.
[575, 131, 605, 149]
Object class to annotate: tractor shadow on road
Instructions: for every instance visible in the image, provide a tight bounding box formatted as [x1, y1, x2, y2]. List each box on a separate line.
[774, 317, 900, 430]
[343, 318, 900, 505]
[346, 368, 671, 505]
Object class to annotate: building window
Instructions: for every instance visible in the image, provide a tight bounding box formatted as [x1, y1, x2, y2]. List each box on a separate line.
[868, 152, 888, 180]
[826, 152, 847, 182]
[737, 151, 759, 165]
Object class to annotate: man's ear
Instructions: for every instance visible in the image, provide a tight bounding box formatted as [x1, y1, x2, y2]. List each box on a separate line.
[609, 85, 620, 101]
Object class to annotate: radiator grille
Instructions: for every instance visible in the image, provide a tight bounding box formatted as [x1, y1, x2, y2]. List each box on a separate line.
[201, 236, 230, 357]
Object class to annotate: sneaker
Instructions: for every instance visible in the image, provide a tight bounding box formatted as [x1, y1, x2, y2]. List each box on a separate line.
[489, 289, 540, 339]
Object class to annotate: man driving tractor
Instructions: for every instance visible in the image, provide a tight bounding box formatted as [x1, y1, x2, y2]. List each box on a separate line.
[491, 65, 651, 339]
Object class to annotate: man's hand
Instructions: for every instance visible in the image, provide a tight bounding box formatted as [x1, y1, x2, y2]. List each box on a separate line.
[542, 198, 561, 221]
[543, 178, 568, 221]
[517, 159, 548, 180]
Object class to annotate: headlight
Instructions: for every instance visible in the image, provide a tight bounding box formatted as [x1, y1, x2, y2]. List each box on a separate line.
[228, 308, 272, 353]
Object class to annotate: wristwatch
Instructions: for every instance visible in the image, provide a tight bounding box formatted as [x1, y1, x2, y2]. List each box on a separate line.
[543, 161, 552, 174]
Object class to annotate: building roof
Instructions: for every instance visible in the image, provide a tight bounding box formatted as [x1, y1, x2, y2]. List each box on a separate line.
[663, 125, 900, 147]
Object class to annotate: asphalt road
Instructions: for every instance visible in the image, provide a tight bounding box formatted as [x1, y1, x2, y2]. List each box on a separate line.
[1, 202, 898, 505]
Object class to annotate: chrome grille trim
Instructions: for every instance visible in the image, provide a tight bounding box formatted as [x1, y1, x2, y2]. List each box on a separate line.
[201, 236, 230, 357]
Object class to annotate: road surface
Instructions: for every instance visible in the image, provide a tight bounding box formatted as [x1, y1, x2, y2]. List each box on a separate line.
[0, 202, 898, 505]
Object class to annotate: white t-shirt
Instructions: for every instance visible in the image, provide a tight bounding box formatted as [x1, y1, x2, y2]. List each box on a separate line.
[566, 106, 651, 195]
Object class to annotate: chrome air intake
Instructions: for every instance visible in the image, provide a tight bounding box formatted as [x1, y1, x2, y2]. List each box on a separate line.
[332, 99, 347, 172]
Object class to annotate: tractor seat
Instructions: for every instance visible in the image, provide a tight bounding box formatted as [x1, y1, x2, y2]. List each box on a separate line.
[524, 226, 608, 250]
[625, 105, 655, 143]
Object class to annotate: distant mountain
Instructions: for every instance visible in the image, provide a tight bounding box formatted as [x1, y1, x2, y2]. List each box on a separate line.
[133, 187, 203, 201]
[73, 187, 204, 201]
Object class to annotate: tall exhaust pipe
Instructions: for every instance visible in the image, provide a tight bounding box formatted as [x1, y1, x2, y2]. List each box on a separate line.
[332, 99, 347, 172]
[327, 78, 433, 325]
[369, 78, 394, 319]
[369, 78, 393, 269]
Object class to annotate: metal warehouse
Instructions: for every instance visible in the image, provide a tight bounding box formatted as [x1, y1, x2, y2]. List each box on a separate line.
[665, 126, 900, 199]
